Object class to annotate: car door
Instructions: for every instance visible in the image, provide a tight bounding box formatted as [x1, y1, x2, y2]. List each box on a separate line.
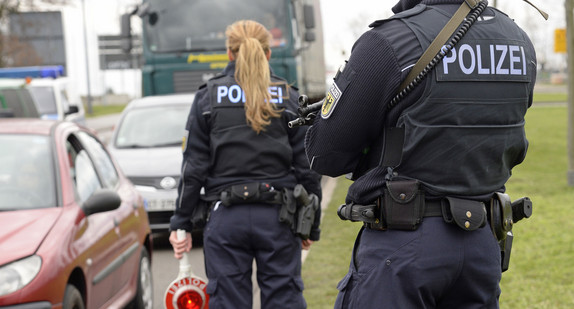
[75, 131, 142, 303]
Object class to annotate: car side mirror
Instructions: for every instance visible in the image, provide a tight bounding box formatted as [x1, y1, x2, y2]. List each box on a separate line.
[82, 189, 122, 216]
[66, 105, 79, 116]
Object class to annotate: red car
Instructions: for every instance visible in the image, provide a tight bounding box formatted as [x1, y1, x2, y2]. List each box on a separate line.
[0, 119, 153, 309]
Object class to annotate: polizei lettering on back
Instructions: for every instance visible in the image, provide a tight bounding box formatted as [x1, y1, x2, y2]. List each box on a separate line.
[216, 83, 287, 104]
[436, 40, 531, 82]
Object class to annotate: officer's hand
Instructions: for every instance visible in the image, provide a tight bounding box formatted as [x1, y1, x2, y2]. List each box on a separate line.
[301, 239, 314, 250]
[169, 230, 192, 259]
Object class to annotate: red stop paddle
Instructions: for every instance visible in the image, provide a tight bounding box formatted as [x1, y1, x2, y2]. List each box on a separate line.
[164, 229, 209, 309]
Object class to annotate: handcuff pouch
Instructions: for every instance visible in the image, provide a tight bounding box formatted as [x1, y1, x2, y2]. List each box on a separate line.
[441, 197, 487, 231]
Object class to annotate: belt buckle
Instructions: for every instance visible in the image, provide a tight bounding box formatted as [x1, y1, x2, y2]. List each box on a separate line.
[465, 0, 481, 9]
[365, 197, 386, 230]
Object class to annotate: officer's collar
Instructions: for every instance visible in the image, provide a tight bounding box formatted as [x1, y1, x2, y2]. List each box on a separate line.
[392, 0, 465, 13]
[222, 61, 236, 76]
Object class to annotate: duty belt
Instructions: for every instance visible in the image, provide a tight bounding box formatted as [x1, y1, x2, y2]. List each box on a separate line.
[338, 198, 488, 231]
[338, 200, 442, 226]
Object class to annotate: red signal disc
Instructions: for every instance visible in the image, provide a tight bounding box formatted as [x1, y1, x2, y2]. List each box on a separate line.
[176, 290, 204, 309]
[165, 277, 209, 309]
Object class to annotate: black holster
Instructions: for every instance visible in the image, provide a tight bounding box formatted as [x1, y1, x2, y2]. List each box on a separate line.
[489, 193, 533, 272]
[191, 195, 216, 231]
[278, 188, 296, 230]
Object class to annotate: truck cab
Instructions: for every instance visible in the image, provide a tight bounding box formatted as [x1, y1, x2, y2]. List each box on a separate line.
[122, 0, 326, 101]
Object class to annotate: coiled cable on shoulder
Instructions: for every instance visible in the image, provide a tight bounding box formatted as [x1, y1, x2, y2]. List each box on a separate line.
[389, 0, 488, 109]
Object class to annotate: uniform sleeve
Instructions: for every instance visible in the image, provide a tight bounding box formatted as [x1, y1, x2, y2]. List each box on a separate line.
[305, 30, 403, 177]
[285, 86, 323, 241]
[170, 89, 211, 232]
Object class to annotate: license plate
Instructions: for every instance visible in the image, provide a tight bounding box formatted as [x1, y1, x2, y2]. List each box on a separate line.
[146, 199, 176, 211]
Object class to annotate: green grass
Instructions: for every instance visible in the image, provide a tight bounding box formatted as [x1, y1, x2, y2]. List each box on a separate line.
[533, 92, 568, 103]
[302, 105, 574, 308]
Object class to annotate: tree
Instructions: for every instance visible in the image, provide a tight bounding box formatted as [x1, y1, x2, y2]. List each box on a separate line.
[0, 0, 71, 67]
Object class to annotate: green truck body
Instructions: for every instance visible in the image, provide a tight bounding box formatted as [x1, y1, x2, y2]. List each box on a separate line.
[123, 0, 326, 101]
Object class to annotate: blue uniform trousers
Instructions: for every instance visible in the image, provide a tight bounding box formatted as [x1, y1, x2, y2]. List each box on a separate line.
[334, 217, 501, 309]
[203, 202, 306, 309]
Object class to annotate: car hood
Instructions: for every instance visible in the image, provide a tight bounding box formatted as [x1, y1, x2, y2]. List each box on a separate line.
[0, 208, 62, 265]
[110, 147, 183, 177]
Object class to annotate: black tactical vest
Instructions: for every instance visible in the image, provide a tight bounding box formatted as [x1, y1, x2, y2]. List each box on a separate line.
[393, 5, 535, 196]
[207, 74, 293, 180]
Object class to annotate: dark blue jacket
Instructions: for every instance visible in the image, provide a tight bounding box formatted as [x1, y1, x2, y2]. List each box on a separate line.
[305, 0, 536, 204]
[171, 61, 322, 239]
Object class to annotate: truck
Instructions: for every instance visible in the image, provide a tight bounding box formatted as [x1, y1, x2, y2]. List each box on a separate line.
[121, 0, 327, 102]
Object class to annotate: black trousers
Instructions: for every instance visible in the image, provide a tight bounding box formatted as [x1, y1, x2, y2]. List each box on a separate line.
[335, 217, 501, 309]
[203, 202, 306, 309]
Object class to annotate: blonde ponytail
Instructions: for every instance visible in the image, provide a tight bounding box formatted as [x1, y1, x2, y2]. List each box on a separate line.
[226, 20, 282, 134]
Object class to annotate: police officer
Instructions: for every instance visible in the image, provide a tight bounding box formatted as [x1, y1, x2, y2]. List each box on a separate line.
[305, 0, 536, 308]
[169, 20, 322, 309]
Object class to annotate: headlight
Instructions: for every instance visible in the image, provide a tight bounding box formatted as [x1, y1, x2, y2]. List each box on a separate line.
[0, 255, 42, 296]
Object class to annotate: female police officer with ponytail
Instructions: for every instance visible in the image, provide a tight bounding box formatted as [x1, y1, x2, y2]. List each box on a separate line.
[169, 20, 322, 309]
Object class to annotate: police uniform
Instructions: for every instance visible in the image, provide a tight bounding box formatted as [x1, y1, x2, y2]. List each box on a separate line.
[305, 0, 536, 308]
[170, 61, 322, 309]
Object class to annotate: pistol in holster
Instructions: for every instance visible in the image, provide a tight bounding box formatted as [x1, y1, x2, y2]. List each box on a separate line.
[293, 184, 319, 240]
[489, 193, 533, 272]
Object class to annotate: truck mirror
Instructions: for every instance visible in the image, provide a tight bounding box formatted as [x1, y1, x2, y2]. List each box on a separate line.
[148, 12, 159, 26]
[304, 31, 316, 42]
[303, 4, 315, 29]
[121, 13, 132, 53]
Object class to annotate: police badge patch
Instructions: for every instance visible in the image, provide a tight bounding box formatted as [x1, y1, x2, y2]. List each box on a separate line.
[321, 82, 342, 119]
[321, 60, 353, 119]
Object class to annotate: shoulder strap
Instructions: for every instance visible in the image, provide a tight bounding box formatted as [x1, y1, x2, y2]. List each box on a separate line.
[390, 0, 486, 108]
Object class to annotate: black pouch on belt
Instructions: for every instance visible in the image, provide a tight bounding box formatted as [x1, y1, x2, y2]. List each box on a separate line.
[441, 197, 487, 231]
[220, 182, 272, 206]
[382, 179, 425, 230]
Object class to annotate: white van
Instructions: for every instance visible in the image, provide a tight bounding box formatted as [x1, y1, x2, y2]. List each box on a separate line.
[27, 77, 86, 125]
[0, 67, 86, 125]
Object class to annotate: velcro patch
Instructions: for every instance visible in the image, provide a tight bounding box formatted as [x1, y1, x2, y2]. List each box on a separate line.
[321, 82, 342, 119]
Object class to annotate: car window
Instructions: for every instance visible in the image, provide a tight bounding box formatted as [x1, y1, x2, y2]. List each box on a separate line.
[28, 86, 58, 115]
[115, 105, 190, 148]
[0, 88, 40, 118]
[76, 131, 119, 188]
[0, 134, 57, 210]
[60, 89, 71, 111]
[74, 149, 102, 203]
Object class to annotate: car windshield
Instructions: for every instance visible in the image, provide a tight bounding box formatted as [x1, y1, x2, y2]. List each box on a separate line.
[114, 105, 190, 148]
[143, 0, 288, 52]
[0, 134, 57, 210]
